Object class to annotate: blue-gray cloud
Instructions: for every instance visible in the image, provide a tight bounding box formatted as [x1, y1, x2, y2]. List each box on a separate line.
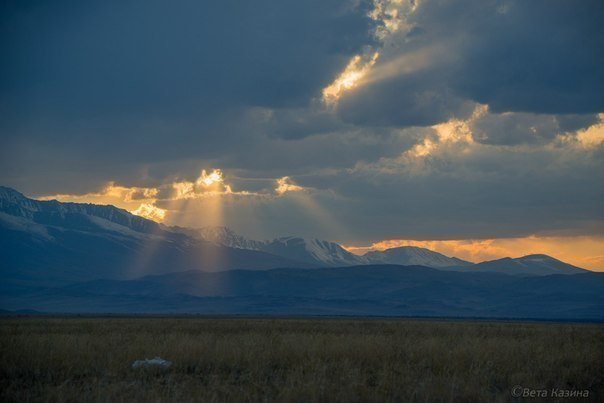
[337, 0, 604, 126]
[1, 0, 373, 118]
[1, 0, 603, 243]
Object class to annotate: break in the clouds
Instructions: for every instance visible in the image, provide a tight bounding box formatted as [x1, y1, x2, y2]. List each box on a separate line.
[1, 0, 603, 260]
[337, 0, 604, 126]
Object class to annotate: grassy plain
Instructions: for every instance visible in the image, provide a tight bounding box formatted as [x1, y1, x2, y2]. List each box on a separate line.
[0, 317, 602, 402]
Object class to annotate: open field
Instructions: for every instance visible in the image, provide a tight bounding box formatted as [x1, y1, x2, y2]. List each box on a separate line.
[1, 317, 603, 402]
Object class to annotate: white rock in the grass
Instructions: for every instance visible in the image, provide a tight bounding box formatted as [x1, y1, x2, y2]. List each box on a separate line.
[132, 357, 172, 369]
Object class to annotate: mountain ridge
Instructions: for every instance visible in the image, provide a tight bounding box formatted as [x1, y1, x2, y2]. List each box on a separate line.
[186, 224, 587, 276]
[450, 254, 587, 276]
[362, 245, 471, 268]
[187, 225, 472, 268]
[0, 186, 314, 287]
[0, 186, 598, 319]
[0, 186, 591, 280]
[0, 185, 159, 234]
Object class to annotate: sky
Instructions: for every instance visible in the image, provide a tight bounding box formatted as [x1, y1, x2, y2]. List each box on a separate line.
[1, 0, 603, 269]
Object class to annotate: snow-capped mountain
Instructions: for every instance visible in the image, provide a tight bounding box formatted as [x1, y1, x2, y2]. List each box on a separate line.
[188, 226, 473, 269]
[260, 237, 363, 267]
[187, 226, 362, 267]
[362, 246, 471, 268]
[193, 226, 265, 250]
[189, 226, 588, 275]
[1, 186, 590, 280]
[0, 186, 159, 234]
[168, 225, 266, 250]
[1, 185, 596, 319]
[0, 187, 312, 286]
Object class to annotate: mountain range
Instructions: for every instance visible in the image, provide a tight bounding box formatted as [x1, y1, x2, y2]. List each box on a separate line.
[179, 227, 365, 267]
[178, 225, 586, 276]
[0, 186, 600, 319]
[0, 187, 310, 287]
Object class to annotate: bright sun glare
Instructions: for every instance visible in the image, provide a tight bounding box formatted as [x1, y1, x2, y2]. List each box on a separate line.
[197, 169, 223, 187]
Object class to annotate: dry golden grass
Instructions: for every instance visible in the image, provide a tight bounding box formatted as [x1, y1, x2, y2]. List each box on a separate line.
[0, 317, 602, 402]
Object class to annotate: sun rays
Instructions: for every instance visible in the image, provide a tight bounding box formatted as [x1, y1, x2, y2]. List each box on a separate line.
[38, 168, 348, 244]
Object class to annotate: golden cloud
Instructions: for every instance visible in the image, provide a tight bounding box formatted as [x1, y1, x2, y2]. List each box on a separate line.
[171, 169, 235, 199]
[131, 203, 167, 222]
[275, 176, 304, 195]
[37, 168, 277, 223]
[575, 113, 604, 149]
[322, 52, 379, 105]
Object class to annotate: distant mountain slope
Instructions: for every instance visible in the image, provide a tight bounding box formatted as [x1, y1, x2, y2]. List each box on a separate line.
[177, 225, 587, 275]
[0, 187, 312, 286]
[188, 227, 468, 268]
[182, 226, 266, 250]
[0, 186, 591, 286]
[1, 186, 598, 320]
[187, 226, 363, 267]
[450, 254, 588, 276]
[4, 265, 602, 320]
[362, 246, 471, 268]
[260, 237, 362, 267]
[0, 186, 159, 234]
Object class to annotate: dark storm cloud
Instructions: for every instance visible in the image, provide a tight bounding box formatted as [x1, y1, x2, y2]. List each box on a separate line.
[1, 0, 373, 118]
[1, 0, 603, 243]
[337, 0, 604, 127]
[337, 73, 475, 127]
[288, 142, 604, 242]
[455, 1, 604, 114]
[0, 0, 374, 192]
[219, 126, 424, 175]
[158, 139, 604, 242]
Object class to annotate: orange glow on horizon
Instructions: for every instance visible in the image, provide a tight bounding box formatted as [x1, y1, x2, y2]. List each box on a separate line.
[35, 173, 604, 272]
[342, 235, 604, 271]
